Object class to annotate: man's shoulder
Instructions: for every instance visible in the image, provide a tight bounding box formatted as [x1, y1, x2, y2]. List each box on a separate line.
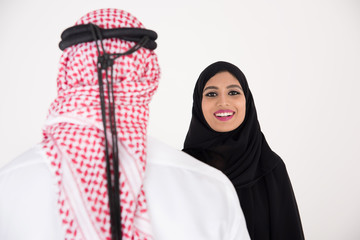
[144, 137, 250, 240]
[0, 144, 56, 199]
[0, 144, 50, 179]
[145, 136, 238, 206]
[146, 136, 231, 185]
[0, 145, 64, 240]
[0, 144, 57, 215]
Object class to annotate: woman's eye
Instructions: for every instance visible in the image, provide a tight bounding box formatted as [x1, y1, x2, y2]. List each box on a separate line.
[205, 92, 217, 97]
[229, 91, 240, 96]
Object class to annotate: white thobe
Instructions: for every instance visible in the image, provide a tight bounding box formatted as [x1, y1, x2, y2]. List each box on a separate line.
[0, 137, 249, 240]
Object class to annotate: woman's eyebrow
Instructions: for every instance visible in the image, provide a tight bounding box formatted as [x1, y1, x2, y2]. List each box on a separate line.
[227, 84, 242, 90]
[203, 86, 218, 92]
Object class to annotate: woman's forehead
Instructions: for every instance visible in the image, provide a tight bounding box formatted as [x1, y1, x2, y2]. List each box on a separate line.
[204, 71, 242, 88]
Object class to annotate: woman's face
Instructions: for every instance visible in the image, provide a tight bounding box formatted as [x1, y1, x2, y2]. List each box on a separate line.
[201, 71, 246, 132]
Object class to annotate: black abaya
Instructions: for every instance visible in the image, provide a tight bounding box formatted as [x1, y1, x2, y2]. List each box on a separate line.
[183, 61, 304, 239]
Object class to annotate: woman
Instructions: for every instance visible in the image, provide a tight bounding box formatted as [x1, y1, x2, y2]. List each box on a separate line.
[183, 61, 304, 239]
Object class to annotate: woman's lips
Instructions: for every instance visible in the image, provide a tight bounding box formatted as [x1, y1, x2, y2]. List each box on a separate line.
[214, 110, 235, 121]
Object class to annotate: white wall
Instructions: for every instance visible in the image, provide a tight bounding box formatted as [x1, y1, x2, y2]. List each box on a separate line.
[0, 0, 359, 239]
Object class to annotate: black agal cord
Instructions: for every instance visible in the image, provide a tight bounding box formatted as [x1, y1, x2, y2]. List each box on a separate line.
[88, 23, 149, 240]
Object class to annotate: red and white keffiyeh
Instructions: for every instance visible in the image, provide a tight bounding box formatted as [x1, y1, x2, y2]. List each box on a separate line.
[42, 9, 160, 240]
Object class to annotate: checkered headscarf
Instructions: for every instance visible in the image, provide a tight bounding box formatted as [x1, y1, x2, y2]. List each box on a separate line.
[42, 8, 160, 240]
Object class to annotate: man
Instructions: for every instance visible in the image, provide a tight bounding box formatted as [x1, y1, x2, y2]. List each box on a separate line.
[0, 8, 249, 240]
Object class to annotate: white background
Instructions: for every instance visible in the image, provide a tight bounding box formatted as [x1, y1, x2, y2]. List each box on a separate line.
[0, 0, 359, 239]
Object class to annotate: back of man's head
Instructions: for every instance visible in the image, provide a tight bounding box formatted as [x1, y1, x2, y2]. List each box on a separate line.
[42, 8, 160, 240]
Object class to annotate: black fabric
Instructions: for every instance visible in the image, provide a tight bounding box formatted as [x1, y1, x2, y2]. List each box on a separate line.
[89, 23, 122, 240]
[59, 24, 157, 51]
[183, 61, 304, 239]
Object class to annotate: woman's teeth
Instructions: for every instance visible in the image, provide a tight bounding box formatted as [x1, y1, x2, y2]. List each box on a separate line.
[215, 112, 234, 117]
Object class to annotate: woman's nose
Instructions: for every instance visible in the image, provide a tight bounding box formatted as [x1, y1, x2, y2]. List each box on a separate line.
[217, 94, 229, 106]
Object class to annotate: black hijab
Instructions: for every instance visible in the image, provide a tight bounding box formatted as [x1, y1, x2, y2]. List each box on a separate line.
[183, 61, 305, 239]
[183, 61, 281, 188]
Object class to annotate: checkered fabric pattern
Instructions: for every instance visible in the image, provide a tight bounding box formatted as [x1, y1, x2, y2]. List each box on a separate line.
[42, 8, 160, 240]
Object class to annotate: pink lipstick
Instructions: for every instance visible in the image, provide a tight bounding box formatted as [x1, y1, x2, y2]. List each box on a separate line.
[213, 110, 235, 121]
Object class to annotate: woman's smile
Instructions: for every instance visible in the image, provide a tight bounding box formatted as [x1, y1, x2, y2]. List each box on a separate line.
[214, 110, 236, 121]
